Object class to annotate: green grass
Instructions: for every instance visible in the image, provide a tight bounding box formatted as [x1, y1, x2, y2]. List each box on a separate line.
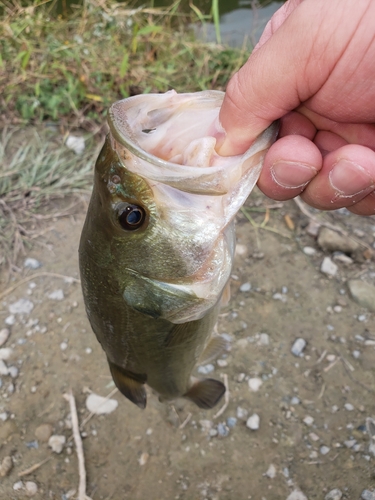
[0, 0, 247, 130]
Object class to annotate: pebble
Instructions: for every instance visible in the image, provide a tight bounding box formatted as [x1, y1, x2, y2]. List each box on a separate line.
[347, 279, 375, 312]
[259, 333, 270, 346]
[24, 258, 42, 269]
[321, 257, 338, 276]
[25, 481, 38, 497]
[291, 338, 307, 357]
[5, 315, 15, 326]
[317, 227, 360, 254]
[303, 415, 314, 426]
[217, 359, 228, 368]
[333, 252, 353, 264]
[197, 364, 215, 375]
[13, 481, 24, 491]
[303, 246, 316, 256]
[0, 360, 9, 376]
[235, 244, 248, 257]
[325, 489, 343, 500]
[352, 350, 361, 359]
[0, 456, 13, 477]
[246, 413, 260, 430]
[48, 289, 65, 301]
[66, 135, 85, 154]
[0, 329, 10, 347]
[361, 491, 375, 500]
[226, 417, 237, 428]
[48, 435, 66, 453]
[248, 377, 263, 392]
[273, 292, 287, 302]
[86, 393, 118, 415]
[344, 403, 354, 411]
[9, 298, 34, 315]
[35, 423, 53, 442]
[239, 282, 251, 292]
[309, 432, 319, 442]
[0, 348, 12, 360]
[344, 439, 356, 449]
[138, 452, 149, 466]
[236, 407, 248, 421]
[290, 396, 300, 405]
[320, 445, 330, 455]
[265, 463, 276, 479]
[217, 423, 229, 437]
[60, 342, 68, 351]
[8, 366, 18, 379]
[306, 220, 320, 236]
[286, 490, 308, 500]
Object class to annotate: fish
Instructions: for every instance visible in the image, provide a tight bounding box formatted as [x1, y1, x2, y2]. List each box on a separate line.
[79, 90, 277, 410]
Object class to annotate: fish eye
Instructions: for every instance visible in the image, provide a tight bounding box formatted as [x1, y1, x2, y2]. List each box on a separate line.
[118, 204, 146, 231]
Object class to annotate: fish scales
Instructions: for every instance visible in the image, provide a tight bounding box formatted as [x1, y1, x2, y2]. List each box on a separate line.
[79, 90, 277, 409]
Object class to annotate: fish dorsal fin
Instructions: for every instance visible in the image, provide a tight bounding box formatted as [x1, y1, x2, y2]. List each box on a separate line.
[184, 378, 225, 409]
[198, 336, 228, 365]
[107, 359, 147, 409]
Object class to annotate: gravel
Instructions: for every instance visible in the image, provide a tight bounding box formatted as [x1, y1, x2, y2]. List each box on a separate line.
[246, 414, 260, 430]
[291, 338, 307, 357]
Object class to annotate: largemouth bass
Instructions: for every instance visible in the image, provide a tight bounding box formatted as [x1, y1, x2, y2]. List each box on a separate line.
[79, 90, 277, 410]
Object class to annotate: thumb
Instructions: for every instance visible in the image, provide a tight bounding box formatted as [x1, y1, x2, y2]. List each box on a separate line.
[217, 0, 345, 156]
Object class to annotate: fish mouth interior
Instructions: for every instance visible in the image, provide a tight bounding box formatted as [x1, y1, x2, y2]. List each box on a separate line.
[108, 91, 226, 169]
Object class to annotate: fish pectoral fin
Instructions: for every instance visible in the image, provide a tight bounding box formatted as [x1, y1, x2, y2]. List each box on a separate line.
[123, 270, 202, 321]
[220, 282, 231, 307]
[198, 336, 228, 365]
[184, 378, 225, 409]
[107, 360, 147, 409]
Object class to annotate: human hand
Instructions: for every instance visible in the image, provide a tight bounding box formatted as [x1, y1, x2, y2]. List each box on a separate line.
[218, 0, 375, 215]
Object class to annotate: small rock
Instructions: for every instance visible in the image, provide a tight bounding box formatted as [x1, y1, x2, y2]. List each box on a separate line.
[259, 333, 270, 346]
[66, 135, 85, 155]
[287, 490, 308, 500]
[347, 280, 375, 312]
[239, 282, 251, 292]
[217, 423, 229, 437]
[317, 227, 360, 254]
[48, 289, 64, 301]
[226, 417, 237, 428]
[320, 445, 330, 455]
[352, 350, 361, 359]
[0, 329, 10, 347]
[303, 415, 314, 426]
[0, 348, 12, 360]
[291, 338, 307, 357]
[24, 258, 42, 270]
[273, 292, 287, 302]
[333, 253, 353, 265]
[217, 359, 228, 368]
[303, 246, 316, 256]
[0, 456, 13, 477]
[236, 407, 248, 420]
[25, 481, 38, 497]
[197, 364, 215, 375]
[4, 315, 15, 326]
[344, 439, 356, 449]
[0, 360, 9, 376]
[361, 491, 375, 500]
[9, 298, 34, 315]
[8, 366, 19, 379]
[321, 257, 338, 276]
[235, 244, 248, 257]
[325, 489, 342, 500]
[48, 435, 66, 454]
[344, 403, 354, 411]
[248, 377, 263, 392]
[265, 463, 276, 479]
[290, 396, 300, 405]
[138, 452, 149, 466]
[309, 432, 319, 442]
[60, 342, 68, 351]
[86, 393, 118, 415]
[306, 220, 320, 237]
[35, 423, 53, 442]
[13, 481, 24, 491]
[246, 413, 260, 430]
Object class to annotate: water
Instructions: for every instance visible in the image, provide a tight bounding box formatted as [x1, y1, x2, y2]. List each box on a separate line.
[54, 0, 283, 48]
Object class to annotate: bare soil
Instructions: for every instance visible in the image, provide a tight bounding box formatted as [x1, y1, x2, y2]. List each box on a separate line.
[0, 187, 375, 500]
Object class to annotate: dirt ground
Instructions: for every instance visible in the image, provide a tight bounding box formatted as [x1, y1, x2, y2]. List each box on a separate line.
[0, 183, 375, 500]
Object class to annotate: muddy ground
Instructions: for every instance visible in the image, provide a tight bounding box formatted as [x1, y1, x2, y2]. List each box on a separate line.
[0, 183, 375, 500]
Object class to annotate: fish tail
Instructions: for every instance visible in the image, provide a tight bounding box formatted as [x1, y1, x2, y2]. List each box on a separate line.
[184, 378, 225, 409]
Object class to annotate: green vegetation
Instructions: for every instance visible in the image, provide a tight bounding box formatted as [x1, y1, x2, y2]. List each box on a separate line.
[1, 0, 248, 129]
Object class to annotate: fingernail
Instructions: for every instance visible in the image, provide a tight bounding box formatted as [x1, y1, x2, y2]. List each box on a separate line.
[329, 159, 374, 197]
[271, 161, 317, 189]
